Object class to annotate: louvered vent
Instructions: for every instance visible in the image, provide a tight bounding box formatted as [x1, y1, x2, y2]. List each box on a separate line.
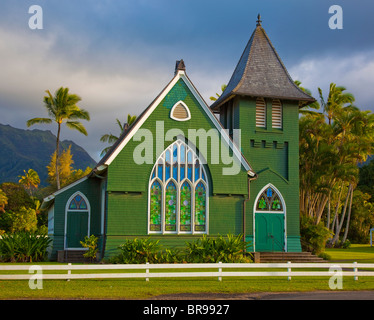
[272, 99, 282, 129]
[256, 98, 266, 128]
[170, 101, 191, 121]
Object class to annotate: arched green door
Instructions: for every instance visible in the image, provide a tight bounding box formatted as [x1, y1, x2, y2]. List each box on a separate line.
[254, 185, 285, 252]
[66, 193, 90, 249]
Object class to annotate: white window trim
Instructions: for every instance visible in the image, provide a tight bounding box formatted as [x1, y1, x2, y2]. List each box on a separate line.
[148, 139, 209, 235]
[64, 191, 91, 250]
[252, 183, 287, 252]
[170, 100, 191, 121]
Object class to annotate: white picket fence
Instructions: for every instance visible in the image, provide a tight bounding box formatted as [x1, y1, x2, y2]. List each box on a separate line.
[1, 262, 374, 281]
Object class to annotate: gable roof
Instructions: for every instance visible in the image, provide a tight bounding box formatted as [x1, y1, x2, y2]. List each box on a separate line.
[97, 62, 255, 176]
[210, 16, 315, 110]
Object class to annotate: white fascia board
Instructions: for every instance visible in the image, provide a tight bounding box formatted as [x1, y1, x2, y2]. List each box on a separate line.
[43, 175, 89, 202]
[104, 72, 182, 165]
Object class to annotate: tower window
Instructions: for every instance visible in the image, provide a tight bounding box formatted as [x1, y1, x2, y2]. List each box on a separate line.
[256, 97, 266, 128]
[272, 99, 282, 129]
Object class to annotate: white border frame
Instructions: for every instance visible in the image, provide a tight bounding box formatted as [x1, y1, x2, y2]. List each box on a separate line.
[252, 183, 287, 252]
[148, 139, 209, 235]
[64, 191, 91, 250]
[170, 100, 191, 121]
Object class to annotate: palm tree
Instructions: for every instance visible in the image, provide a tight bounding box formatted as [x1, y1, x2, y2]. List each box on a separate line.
[209, 84, 227, 101]
[27, 87, 90, 190]
[18, 169, 40, 196]
[294, 80, 320, 114]
[318, 83, 355, 125]
[100, 114, 137, 156]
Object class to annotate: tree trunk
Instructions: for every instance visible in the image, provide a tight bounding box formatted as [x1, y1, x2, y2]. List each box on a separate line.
[330, 182, 343, 233]
[342, 186, 354, 243]
[327, 192, 331, 229]
[332, 184, 352, 245]
[56, 123, 61, 190]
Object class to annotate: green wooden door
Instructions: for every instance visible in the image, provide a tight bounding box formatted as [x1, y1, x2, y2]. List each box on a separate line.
[67, 211, 88, 248]
[255, 213, 285, 252]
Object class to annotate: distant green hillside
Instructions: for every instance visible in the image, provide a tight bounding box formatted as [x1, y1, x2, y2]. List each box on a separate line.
[0, 124, 96, 186]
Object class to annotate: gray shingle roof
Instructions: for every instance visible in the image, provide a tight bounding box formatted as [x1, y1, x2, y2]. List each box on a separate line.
[210, 19, 315, 110]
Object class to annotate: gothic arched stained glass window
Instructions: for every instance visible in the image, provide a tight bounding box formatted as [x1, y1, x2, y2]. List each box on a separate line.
[195, 182, 206, 232]
[149, 139, 209, 234]
[180, 181, 192, 232]
[68, 194, 88, 210]
[165, 181, 177, 231]
[150, 180, 162, 231]
[256, 186, 283, 212]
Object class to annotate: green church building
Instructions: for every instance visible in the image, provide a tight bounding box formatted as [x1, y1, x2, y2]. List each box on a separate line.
[43, 17, 315, 261]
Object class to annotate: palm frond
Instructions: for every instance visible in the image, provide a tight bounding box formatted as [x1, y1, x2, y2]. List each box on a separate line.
[26, 118, 52, 127]
[65, 121, 88, 136]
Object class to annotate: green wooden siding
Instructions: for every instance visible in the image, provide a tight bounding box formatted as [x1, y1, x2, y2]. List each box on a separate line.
[49, 177, 103, 260]
[234, 96, 301, 252]
[102, 78, 249, 258]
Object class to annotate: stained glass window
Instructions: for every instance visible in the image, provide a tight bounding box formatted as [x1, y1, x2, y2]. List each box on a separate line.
[150, 180, 162, 231]
[165, 182, 177, 231]
[256, 186, 283, 212]
[68, 194, 88, 210]
[180, 181, 192, 231]
[195, 182, 206, 232]
[149, 140, 208, 234]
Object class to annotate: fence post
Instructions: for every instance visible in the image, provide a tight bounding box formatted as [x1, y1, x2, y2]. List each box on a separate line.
[287, 261, 291, 281]
[146, 262, 149, 282]
[218, 261, 222, 282]
[67, 263, 71, 282]
[353, 261, 358, 281]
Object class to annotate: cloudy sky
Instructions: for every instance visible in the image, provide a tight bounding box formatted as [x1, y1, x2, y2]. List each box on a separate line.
[1, 0, 374, 162]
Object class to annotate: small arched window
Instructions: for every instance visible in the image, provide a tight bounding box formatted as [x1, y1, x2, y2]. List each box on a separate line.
[256, 97, 266, 128]
[256, 186, 284, 212]
[148, 139, 208, 234]
[170, 101, 191, 121]
[68, 194, 88, 210]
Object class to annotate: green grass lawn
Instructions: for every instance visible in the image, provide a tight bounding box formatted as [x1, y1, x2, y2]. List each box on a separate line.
[326, 244, 374, 263]
[1, 245, 374, 299]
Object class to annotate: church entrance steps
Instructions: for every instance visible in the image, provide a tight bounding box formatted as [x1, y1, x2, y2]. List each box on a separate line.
[252, 252, 326, 263]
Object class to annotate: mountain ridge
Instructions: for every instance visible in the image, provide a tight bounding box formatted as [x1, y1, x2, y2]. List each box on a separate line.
[0, 123, 96, 187]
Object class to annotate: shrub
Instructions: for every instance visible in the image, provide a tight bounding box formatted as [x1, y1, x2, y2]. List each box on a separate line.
[318, 252, 331, 260]
[300, 215, 332, 255]
[11, 207, 38, 233]
[185, 234, 252, 263]
[110, 234, 252, 264]
[113, 238, 163, 264]
[80, 235, 99, 262]
[0, 232, 52, 262]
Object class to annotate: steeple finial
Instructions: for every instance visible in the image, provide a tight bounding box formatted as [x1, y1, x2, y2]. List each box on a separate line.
[256, 14, 262, 26]
[175, 59, 186, 75]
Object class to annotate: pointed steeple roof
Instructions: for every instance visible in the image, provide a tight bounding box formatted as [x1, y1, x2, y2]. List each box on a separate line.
[211, 15, 315, 110]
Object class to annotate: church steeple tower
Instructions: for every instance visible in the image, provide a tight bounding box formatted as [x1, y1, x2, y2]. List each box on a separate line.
[210, 16, 315, 112]
[210, 16, 314, 253]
